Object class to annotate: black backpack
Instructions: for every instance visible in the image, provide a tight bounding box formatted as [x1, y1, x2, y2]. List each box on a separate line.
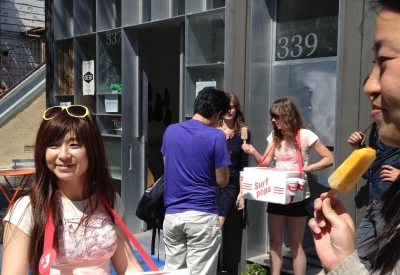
[135, 175, 165, 257]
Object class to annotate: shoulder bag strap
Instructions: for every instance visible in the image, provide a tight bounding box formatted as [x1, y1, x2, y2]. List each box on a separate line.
[258, 144, 274, 167]
[295, 129, 303, 178]
[101, 197, 159, 271]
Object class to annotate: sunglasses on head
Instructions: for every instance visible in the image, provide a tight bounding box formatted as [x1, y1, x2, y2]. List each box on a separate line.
[270, 113, 280, 120]
[43, 105, 93, 125]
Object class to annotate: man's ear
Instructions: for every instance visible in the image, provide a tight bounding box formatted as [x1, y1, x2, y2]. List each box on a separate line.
[215, 111, 222, 120]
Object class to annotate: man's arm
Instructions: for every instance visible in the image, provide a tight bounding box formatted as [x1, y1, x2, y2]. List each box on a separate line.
[216, 166, 229, 188]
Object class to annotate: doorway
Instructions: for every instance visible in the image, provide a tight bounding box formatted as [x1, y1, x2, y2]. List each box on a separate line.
[143, 26, 182, 186]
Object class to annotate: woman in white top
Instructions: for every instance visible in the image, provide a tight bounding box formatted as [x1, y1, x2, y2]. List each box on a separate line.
[242, 98, 333, 275]
[2, 105, 143, 275]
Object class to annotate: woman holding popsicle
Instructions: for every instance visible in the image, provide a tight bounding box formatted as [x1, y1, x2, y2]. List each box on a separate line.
[242, 98, 333, 275]
[216, 92, 250, 227]
[2, 105, 143, 274]
[309, 0, 400, 274]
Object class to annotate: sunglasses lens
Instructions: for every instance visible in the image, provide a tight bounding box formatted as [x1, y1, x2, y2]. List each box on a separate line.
[44, 107, 63, 119]
[68, 106, 87, 117]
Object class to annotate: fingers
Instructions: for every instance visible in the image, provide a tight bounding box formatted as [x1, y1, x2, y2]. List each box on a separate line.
[347, 132, 364, 145]
[382, 164, 393, 170]
[310, 194, 353, 234]
[321, 197, 355, 231]
[309, 196, 325, 234]
[308, 218, 321, 234]
[235, 198, 245, 210]
[241, 144, 253, 153]
[381, 166, 399, 182]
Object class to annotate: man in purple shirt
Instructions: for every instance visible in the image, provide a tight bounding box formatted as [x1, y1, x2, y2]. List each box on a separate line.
[161, 87, 231, 275]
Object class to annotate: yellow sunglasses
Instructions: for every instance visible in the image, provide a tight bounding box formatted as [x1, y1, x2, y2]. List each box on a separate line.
[43, 105, 93, 125]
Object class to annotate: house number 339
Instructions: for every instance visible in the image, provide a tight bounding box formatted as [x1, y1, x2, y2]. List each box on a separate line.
[276, 33, 318, 59]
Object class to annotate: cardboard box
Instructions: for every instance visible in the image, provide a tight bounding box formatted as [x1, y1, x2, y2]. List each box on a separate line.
[241, 167, 305, 204]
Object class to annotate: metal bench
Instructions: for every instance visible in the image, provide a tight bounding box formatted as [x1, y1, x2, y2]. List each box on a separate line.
[11, 158, 35, 169]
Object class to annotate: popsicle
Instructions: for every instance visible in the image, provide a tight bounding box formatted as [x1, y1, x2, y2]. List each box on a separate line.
[326, 147, 376, 198]
[241, 127, 248, 144]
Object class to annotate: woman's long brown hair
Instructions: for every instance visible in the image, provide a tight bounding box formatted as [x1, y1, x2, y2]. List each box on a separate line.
[225, 92, 247, 135]
[269, 98, 306, 149]
[15, 110, 116, 274]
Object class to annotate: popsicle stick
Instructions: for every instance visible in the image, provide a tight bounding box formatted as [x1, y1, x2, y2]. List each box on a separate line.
[325, 188, 338, 199]
[359, 123, 374, 148]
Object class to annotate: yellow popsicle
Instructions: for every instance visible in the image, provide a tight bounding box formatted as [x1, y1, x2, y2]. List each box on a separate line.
[241, 127, 248, 144]
[327, 147, 376, 197]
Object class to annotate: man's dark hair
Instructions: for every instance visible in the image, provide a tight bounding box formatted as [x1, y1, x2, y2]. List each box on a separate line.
[373, 0, 400, 12]
[193, 87, 230, 119]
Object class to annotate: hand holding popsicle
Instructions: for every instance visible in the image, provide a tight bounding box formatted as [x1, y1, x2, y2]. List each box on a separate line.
[308, 193, 356, 272]
[326, 147, 376, 198]
[241, 127, 248, 144]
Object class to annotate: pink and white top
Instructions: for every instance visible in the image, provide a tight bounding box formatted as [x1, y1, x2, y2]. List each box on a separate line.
[4, 193, 124, 274]
[267, 128, 319, 199]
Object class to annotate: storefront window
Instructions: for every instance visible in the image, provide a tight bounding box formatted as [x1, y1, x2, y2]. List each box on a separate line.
[275, 0, 339, 61]
[186, 11, 225, 117]
[187, 12, 225, 65]
[57, 39, 74, 95]
[98, 31, 122, 94]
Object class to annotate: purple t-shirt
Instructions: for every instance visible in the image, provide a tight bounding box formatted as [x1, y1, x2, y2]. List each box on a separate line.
[161, 119, 231, 214]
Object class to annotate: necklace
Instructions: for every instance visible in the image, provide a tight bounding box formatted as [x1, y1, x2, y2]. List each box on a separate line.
[220, 124, 235, 139]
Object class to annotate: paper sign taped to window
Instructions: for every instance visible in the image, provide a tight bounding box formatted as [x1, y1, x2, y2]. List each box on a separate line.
[83, 60, 95, 95]
[105, 94, 119, 113]
[196, 81, 216, 96]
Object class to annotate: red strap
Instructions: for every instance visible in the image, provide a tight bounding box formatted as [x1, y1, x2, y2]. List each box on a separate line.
[101, 198, 159, 271]
[258, 131, 303, 171]
[40, 212, 55, 275]
[43, 212, 54, 255]
[295, 130, 303, 178]
[258, 145, 274, 167]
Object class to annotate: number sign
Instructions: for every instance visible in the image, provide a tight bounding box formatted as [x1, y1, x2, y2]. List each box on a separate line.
[105, 31, 121, 46]
[275, 0, 339, 61]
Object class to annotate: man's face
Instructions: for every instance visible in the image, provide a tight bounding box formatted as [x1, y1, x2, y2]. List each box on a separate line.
[364, 8, 400, 147]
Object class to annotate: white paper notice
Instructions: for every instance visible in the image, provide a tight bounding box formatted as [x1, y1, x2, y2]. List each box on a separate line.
[196, 81, 216, 96]
[83, 60, 95, 95]
[105, 94, 119, 113]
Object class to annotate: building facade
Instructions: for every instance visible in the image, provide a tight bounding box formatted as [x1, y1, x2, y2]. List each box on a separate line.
[45, 0, 376, 273]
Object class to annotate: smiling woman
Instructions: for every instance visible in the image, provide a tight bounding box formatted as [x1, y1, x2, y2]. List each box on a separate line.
[308, 2, 400, 275]
[1, 105, 143, 275]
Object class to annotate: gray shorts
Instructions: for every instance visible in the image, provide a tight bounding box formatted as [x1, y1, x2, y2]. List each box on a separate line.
[163, 211, 222, 275]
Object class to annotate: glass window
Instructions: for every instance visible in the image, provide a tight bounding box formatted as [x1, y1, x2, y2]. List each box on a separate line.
[57, 39, 74, 95]
[171, 0, 185, 16]
[142, 0, 151, 23]
[187, 12, 225, 65]
[98, 31, 122, 95]
[275, 0, 339, 61]
[206, 0, 225, 10]
[186, 65, 224, 117]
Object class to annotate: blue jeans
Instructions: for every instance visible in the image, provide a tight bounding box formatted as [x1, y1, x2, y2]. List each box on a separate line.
[355, 199, 384, 270]
[163, 211, 222, 275]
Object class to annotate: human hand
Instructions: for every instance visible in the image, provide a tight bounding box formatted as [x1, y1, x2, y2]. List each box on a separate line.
[347, 131, 365, 149]
[308, 193, 356, 272]
[241, 144, 255, 154]
[236, 194, 245, 210]
[381, 165, 400, 182]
